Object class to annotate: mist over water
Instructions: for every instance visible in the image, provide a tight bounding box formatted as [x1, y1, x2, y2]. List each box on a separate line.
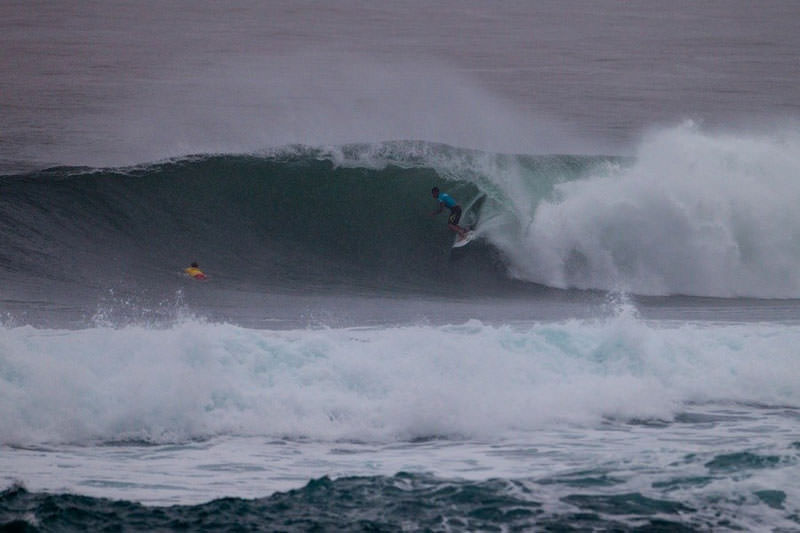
[2, 1, 799, 171]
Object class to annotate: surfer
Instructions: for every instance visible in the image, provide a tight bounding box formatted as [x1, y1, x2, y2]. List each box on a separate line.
[431, 186, 469, 239]
[184, 262, 207, 280]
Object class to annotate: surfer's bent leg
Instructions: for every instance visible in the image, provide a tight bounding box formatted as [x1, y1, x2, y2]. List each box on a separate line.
[448, 206, 467, 237]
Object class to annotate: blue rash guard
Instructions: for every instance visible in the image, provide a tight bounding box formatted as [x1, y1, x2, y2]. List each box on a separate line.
[438, 193, 457, 209]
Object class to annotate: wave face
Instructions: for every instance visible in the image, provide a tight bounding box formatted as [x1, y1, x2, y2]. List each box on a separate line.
[2, 124, 800, 299]
[0, 142, 600, 300]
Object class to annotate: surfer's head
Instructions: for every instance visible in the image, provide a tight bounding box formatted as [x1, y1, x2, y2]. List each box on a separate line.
[431, 186, 439, 198]
[191, 262, 199, 268]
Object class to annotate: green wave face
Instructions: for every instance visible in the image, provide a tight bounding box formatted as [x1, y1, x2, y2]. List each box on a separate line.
[0, 143, 609, 295]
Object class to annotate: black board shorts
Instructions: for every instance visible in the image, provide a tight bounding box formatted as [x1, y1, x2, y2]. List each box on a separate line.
[448, 205, 462, 226]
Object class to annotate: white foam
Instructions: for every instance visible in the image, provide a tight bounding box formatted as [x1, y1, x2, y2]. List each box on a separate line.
[2, 309, 799, 445]
[484, 123, 800, 297]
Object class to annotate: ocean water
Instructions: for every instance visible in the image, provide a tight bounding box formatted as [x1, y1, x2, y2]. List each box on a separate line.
[2, 1, 800, 531]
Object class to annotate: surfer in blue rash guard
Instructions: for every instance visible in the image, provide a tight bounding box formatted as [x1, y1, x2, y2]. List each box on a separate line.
[431, 186, 469, 239]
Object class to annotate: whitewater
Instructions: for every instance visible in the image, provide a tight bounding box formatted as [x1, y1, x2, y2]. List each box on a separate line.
[2, 303, 798, 446]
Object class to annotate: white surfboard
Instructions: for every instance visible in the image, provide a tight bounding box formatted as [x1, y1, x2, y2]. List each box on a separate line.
[453, 231, 476, 248]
